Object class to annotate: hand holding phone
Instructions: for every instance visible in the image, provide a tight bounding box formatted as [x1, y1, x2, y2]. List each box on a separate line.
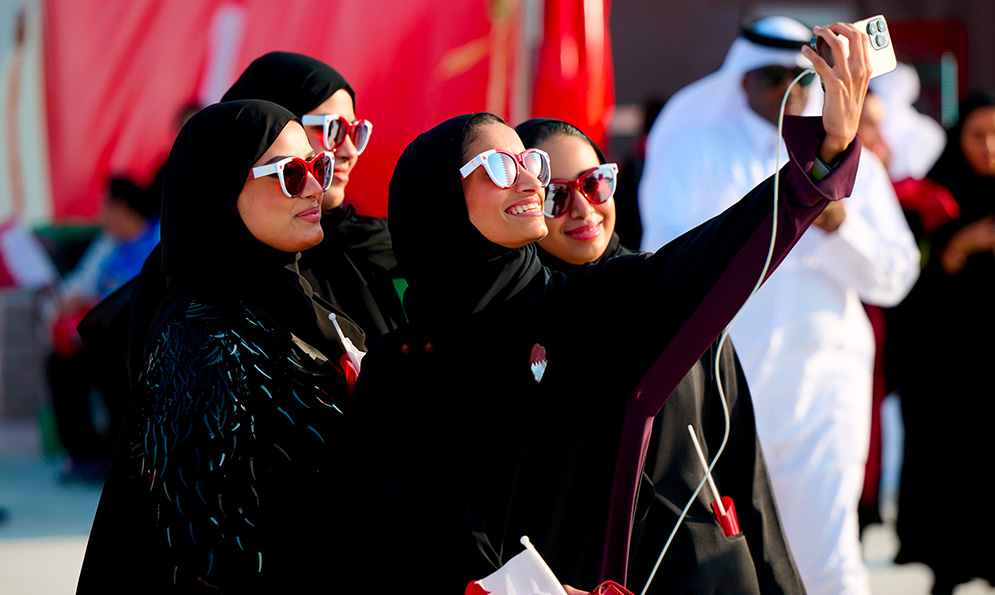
[810, 15, 897, 80]
[800, 21, 875, 162]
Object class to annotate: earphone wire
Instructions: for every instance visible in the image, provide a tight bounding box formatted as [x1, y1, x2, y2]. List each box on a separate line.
[640, 66, 815, 595]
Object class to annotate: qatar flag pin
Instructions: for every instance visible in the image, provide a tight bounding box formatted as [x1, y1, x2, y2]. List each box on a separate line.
[530, 343, 548, 383]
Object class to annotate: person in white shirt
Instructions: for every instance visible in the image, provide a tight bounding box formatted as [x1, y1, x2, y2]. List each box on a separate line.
[638, 16, 920, 595]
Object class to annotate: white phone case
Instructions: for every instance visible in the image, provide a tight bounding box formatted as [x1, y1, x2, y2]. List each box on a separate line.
[812, 15, 897, 80]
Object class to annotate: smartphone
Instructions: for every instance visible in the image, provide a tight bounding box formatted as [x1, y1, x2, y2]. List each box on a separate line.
[810, 15, 897, 80]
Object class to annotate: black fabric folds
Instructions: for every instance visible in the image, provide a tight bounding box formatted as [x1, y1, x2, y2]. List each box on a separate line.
[297, 205, 404, 336]
[221, 51, 355, 117]
[388, 113, 545, 323]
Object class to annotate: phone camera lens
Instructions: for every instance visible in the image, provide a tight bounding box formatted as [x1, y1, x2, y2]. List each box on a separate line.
[875, 33, 887, 48]
[867, 21, 879, 34]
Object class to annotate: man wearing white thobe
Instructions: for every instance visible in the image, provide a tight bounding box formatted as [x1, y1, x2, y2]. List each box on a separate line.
[638, 16, 920, 595]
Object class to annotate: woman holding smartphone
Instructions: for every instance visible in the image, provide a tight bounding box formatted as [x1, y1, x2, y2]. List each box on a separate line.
[344, 22, 870, 592]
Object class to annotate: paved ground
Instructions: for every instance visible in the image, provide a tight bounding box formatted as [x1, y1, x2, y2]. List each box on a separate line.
[1, 418, 993, 595]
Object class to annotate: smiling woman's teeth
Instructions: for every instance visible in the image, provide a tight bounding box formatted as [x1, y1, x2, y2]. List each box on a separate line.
[508, 203, 540, 215]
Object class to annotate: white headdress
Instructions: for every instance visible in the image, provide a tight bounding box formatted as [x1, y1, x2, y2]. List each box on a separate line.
[869, 62, 946, 180]
[646, 15, 822, 150]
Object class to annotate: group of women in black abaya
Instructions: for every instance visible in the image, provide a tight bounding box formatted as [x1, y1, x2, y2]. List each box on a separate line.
[79, 22, 871, 594]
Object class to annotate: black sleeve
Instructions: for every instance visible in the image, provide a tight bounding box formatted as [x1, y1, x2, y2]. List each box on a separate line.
[555, 117, 861, 410]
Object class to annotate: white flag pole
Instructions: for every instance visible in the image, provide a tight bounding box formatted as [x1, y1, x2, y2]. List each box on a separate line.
[687, 425, 725, 516]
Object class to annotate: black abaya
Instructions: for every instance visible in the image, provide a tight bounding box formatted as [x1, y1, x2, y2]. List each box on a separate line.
[343, 113, 858, 592]
[77, 100, 360, 593]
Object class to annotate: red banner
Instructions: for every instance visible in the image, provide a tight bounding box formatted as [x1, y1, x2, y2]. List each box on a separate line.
[42, 0, 612, 221]
[532, 0, 614, 148]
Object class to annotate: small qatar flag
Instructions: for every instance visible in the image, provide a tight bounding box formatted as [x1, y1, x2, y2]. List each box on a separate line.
[466, 536, 567, 595]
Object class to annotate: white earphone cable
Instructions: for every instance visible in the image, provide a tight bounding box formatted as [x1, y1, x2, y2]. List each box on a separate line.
[640, 66, 816, 595]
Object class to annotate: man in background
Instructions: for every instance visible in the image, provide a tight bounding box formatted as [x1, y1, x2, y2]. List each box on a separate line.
[638, 16, 920, 595]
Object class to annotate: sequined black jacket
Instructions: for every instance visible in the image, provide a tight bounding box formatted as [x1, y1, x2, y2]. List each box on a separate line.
[77, 291, 349, 594]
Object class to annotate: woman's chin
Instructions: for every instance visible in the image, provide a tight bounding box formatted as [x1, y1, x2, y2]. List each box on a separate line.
[289, 228, 325, 252]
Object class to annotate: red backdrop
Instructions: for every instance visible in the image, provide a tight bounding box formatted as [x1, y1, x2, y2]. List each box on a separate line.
[42, 0, 613, 221]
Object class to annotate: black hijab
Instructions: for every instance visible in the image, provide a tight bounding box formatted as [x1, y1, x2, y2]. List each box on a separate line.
[927, 91, 995, 223]
[516, 117, 607, 163]
[516, 117, 630, 270]
[221, 51, 355, 117]
[388, 113, 545, 323]
[159, 100, 296, 277]
[154, 99, 345, 352]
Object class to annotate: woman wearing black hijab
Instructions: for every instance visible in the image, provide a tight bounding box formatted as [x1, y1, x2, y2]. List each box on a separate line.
[887, 92, 995, 595]
[345, 60, 864, 591]
[77, 100, 362, 593]
[516, 117, 804, 594]
[221, 51, 405, 337]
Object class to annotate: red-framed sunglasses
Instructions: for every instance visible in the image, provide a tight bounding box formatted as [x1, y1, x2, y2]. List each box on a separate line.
[543, 163, 619, 218]
[460, 148, 551, 188]
[246, 152, 333, 198]
[301, 114, 373, 154]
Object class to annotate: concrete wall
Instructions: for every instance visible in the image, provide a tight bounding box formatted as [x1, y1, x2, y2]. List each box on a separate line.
[0, 289, 49, 420]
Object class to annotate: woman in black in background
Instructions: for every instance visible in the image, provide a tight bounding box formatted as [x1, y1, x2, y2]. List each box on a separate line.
[344, 30, 866, 589]
[888, 92, 995, 595]
[222, 51, 405, 337]
[517, 117, 803, 594]
[77, 100, 362, 593]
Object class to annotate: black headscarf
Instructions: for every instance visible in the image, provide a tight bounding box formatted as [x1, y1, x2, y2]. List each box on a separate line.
[159, 100, 296, 277]
[927, 91, 995, 223]
[220, 51, 400, 337]
[388, 113, 545, 323]
[154, 99, 346, 352]
[516, 117, 608, 163]
[516, 117, 630, 270]
[221, 51, 355, 117]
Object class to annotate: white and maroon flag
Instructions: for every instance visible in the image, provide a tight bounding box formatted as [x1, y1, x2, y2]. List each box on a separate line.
[466, 536, 568, 595]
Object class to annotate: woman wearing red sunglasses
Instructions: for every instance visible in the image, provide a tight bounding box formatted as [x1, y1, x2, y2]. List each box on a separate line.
[222, 52, 404, 338]
[518, 118, 619, 266]
[77, 100, 363, 593]
[516, 117, 804, 594]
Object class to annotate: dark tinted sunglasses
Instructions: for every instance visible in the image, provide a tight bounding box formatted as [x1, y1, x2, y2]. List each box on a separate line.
[752, 66, 814, 88]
